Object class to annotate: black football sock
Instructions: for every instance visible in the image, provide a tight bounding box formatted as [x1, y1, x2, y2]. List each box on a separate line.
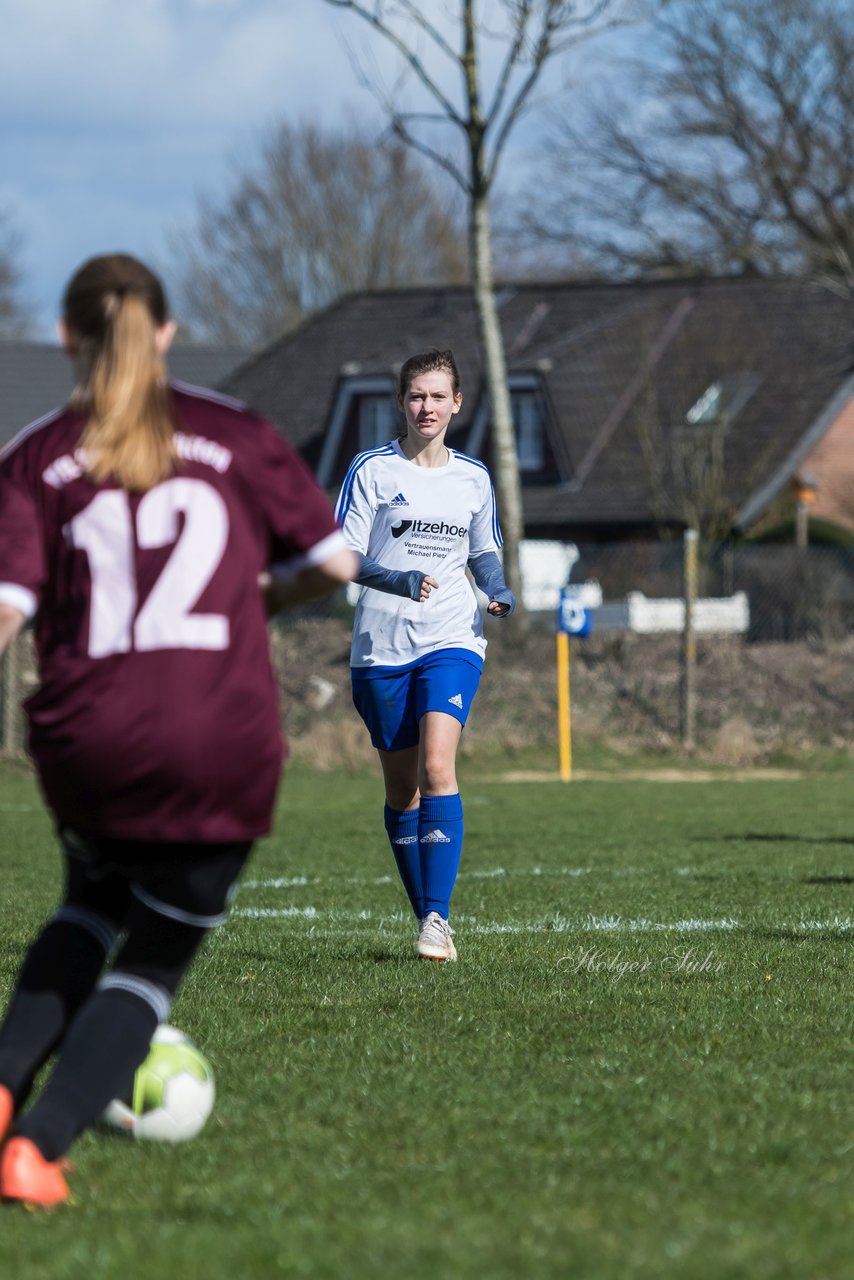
[14, 987, 159, 1162]
[0, 913, 115, 1108]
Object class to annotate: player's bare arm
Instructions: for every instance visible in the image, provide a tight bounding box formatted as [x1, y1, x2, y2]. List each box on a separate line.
[0, 604, 26, 658]
[263, 544, 358, 617]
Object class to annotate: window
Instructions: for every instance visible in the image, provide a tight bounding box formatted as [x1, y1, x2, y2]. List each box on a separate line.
[685, 374, 760, 426]
[464, 373, 557, 481]
[358, 394, 398, 451]
[317, 375, 398, 488]
[512, 390, 545, 471]
[686, 382, 724, 425]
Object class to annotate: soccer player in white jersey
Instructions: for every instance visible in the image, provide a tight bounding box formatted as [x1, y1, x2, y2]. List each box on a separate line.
[336, 349, 514, 962]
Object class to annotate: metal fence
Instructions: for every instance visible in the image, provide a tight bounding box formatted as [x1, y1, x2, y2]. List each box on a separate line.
[572, 540, 854, 642]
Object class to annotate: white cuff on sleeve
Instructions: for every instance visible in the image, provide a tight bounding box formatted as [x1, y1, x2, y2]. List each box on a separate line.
[0, 583, 37, 619]
[270, 529, 349, 579]
[302, 529, 349, 566]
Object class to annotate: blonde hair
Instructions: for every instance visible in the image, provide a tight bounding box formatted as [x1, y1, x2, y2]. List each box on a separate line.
[64, 254, 176, 491]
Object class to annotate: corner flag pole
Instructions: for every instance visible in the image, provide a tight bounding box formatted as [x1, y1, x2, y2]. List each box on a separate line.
[557, 630, 571, 781]
[557, 582, 590, 783]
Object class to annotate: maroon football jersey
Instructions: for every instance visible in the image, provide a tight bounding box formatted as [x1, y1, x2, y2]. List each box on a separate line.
[0, 383, 343, 840]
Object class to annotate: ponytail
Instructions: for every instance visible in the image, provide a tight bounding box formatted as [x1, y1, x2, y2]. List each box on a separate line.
[64, 254, 176, 492]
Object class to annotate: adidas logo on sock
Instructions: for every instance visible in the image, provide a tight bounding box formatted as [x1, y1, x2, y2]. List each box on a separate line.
[393, 835, 417, 845]
[448, 693, 463, 709]
[421, 829, 451, 844]
[389, 492, 409, 507]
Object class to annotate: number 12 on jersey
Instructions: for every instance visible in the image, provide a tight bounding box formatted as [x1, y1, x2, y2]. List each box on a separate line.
[67, 478, 230, 659]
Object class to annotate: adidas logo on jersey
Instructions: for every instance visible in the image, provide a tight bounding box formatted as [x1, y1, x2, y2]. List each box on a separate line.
[448, 693, 464, 709]
[393, 834, 417, 845]
[420, 829, 451, 844]
[389, 492, 409, 508]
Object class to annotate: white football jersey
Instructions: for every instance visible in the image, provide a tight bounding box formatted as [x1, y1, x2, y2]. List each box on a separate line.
[336, 440, 503, 668]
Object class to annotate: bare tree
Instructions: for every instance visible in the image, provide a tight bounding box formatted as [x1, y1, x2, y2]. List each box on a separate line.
[631, 297, 812, 558]
[635, 378, 740, 553]
[322, 1, 648, 631]
[518, 0, 854, 288]
[171, 120, 467, 348]
[0, 209, 32, 339]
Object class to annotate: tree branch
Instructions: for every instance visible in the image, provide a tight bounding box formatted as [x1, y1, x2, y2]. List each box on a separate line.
[484, 0, 533, 125]
[324, 0, 464, 124]
[386, 117, 471, 192]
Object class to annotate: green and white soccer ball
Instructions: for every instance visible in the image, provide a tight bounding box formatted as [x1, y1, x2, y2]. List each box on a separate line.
[101, 1024, 215, 1143]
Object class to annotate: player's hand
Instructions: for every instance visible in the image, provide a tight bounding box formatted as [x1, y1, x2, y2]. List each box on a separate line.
[487, 587, 515, 618]
[419, 575, 439, 602]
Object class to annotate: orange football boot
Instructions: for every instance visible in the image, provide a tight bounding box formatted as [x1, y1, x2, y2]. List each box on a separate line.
[0, 1086, 12, 1142]
[0, 1137, 71, 1208]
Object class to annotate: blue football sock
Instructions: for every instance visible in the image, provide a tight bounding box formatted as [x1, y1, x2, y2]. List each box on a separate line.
[384, 804, 424, 919]
[419, 793, 463, 920]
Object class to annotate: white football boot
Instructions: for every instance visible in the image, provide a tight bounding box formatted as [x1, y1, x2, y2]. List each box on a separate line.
[416, 911, 458, 962]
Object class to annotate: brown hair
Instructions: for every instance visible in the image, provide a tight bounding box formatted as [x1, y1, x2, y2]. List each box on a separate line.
[398, 348, 461, 399]
[64, 254, 175, 491]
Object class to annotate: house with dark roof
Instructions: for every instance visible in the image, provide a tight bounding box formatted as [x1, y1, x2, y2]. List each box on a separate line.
[220, 278, 854, 542]
[0, 343, 248, 446]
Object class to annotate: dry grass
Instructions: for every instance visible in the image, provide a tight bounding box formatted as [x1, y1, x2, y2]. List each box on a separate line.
[8, 614, 852, 769]
[290, 717, 377, 772]
[269, 615, 854, 767]
[707, 716, 763, 766]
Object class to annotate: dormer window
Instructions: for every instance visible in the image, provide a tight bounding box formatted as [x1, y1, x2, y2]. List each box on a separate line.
[316, 374, 398, 487]
[465, 372, 555, 481]
[359, 393, 398, 451]
[512, 390, 545, 472]
[686, 374, 760, 426]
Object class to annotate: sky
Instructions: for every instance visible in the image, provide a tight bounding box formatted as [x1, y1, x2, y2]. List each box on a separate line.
[0, 0, 634, 338]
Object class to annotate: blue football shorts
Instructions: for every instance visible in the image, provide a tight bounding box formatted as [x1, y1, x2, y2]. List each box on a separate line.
[351, 647, 484, 752]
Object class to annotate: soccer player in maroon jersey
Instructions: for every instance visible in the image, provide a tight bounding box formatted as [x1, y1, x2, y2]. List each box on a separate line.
[0, 253, 357, 1207]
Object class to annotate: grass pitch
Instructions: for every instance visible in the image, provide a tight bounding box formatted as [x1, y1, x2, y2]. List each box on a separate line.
[0, 760, 850, 1279]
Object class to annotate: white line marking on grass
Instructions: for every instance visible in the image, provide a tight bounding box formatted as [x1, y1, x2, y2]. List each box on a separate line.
[230, 907, 853, 934]
[242, 876, 310, 889]
[465, 867, 592, 879]
[238, 906, 321, 919]
[795, 917, 853, 931]
[241, 866, 596, 891]
[234, 908, 409, 926]
[231, 908, 739, 932]
[241, 873, 396, 890]
[582, 915, 740, 933]
[471, 915, 741, 934]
